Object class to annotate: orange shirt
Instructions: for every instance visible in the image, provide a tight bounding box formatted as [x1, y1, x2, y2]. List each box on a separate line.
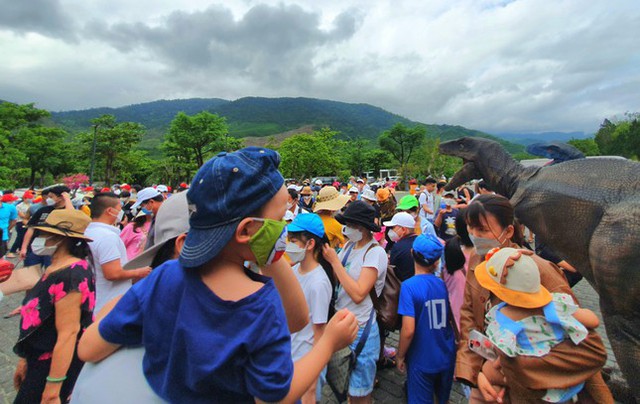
[318, 212, 345, 249]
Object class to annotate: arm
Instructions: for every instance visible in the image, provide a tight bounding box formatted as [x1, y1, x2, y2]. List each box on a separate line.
[434, 209, 445, 228]
[261, 257, 309, 333]
[20, 227, 35, 258]
[77, 296, 124, 362]
[322, 244, 377, 304]
[573, 308, 600, 329]
[396, 315, 415, 373]
[41, 292, 83, 402]
[9, 219, 17, 232]
[61, 192, 74, 210]
[101, 259, 151, 281]
[557, 260, 577, 273]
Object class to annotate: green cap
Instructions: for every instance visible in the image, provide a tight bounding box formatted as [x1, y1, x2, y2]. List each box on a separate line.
[397, 195, 419, 211]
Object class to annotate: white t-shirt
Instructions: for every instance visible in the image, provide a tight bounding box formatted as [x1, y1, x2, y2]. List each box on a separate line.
[336, 240, 388, 324]
[85, 222, 131, 313]
[290, 263, 332, 362]
[419, 191, 434, 221]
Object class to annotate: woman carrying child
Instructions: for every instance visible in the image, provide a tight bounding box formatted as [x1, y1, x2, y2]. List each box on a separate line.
[455, 194, 612, 403]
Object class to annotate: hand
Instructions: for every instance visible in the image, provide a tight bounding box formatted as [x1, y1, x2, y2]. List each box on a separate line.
[321, 244, 340, 266]
[500, 249, 534, 284]
[13, 358, 27, 391]
[396, 356, 406, 374]
[322, 309, 358, 352]
[20, 248, 27, 260]
[135, 266, 152, 279]
[41, 384, 61, 404]
[477, 371, 506, 403]
[61, 192, 71, 202]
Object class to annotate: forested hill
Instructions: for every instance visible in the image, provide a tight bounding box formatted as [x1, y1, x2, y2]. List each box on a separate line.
[51, 96, 523, 153]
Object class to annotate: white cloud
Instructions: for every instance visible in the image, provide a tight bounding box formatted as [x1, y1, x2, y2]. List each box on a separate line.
[1, 0, 639, 133]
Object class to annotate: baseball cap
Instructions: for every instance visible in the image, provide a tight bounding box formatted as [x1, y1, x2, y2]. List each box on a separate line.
[348, 186, 359, 194]
[287, 213, 325, 239]
[396, 195, 419, 211]
[383, 212, 415, 229]
[356, 178, 364, 183]
[412, 234, 444, 265]
[156, 185, 169, 193]
[131, 187, 162, 210]
[124, 192, 190, 269]
[23, 191, 34, 199]
[179, 147, 284, 268]
[314, 179, 323, 185]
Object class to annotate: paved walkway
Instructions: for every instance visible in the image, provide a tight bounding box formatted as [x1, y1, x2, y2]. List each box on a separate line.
[0, 265, 626, 403]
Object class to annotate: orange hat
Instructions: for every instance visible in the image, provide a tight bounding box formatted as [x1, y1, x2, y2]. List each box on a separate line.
[34, 196, 43, 203]
[376, 188, 391, 202]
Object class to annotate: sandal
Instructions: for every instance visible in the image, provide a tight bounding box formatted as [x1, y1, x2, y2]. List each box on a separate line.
[377, 356, 396, 369]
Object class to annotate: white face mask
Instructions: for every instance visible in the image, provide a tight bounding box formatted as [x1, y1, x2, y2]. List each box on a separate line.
[46, 198, 55, 206]
[388, 229, 401, 243]
[286, 201, 293, 209]
[32, 236, 60, 256]
[342, 225, 363, 242]
[285, 242, 307, 264]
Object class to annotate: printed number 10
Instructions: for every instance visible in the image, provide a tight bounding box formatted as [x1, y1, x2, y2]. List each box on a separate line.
[424, 299, 447, 329]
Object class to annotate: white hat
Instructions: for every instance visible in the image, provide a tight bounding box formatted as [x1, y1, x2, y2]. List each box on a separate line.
[349, 186, 359, 193]
[283, 210, 295, 222]
[361, 189, 377, 202]
[131, 187, 162, 210]
[314, 179, 323, 185]
[383, 212, 416, 229]
[156, 184, 169, 193]
[356, 178, 365, 183]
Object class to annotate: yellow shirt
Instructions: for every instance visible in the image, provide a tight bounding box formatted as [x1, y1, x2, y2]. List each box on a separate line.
[318, 212, 345, 249]
[80, 205, 91, 217]
[414, 217, 423, 235]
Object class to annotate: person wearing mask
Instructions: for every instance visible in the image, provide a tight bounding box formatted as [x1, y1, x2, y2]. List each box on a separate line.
[396, 195, 437, 238]
[130, 187, 164, 249]
[322, 201, 388, 404]
[299, 186, 314, 212]
[8, 191, 33, 258]
[434, 191, 460, 241]
[119, 211, 151, 261]
[0, 193, 19, 258]
[85, 193, 151, 313]
[385, 212, 418, 282]
[360, 190, 381, 226]
[313, 186, 350, 249]
[286, 188, 304, 219]
[418, 178, 437, 224]
[456, 194, 612, 403]
[12, 210, 95, 404]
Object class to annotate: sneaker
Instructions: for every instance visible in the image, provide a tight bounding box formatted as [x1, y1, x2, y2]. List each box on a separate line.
[6, 253, 16, 258]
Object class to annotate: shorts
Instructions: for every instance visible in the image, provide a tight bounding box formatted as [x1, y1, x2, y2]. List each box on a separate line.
[23, 248, 52, 268]
[406, 365, 455, 404]
[348, 319, 380, 397]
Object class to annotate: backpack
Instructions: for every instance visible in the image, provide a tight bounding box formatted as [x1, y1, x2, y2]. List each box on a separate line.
[363, 244, 402, 331]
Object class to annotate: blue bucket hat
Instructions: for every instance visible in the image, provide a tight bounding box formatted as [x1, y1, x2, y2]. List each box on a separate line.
[412, 234, 444, 265]
[287, 213, 325, 239]
[179, 147, 284, 268]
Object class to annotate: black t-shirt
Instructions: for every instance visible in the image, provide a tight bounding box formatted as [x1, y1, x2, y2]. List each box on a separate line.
[437, 209, 459, 241]
[390, 234, 418, 282]
[26, 205, 57, 247]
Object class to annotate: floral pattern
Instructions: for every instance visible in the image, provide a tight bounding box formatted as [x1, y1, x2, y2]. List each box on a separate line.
[48, 283, 67, 303]
[20, 298, 42, 330]
[79, 278, 96, 310]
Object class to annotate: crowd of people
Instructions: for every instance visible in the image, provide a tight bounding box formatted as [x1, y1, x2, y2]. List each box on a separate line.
[0, 148, 611, 403]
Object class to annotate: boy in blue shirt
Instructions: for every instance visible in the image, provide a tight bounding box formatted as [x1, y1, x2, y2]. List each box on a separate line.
[79, 148, 358, 403]
[396, 234, 456, 404]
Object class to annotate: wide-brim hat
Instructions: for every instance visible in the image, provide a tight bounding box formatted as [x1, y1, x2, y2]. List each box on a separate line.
[474, 247, 552, 309]
[335, 201, 381, 232]
[313, 186, 350, 213]
[300, 186, 313, 196]
[32, 209, 93, 241]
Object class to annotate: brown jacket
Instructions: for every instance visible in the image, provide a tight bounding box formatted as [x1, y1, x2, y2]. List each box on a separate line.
[455, 248, 613, 403]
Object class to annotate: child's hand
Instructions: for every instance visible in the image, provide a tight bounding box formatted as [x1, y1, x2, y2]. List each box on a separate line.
[322, 244, 340, 266]
[322, 309, 358, 351]
[478, 371, 506, 403]
[396, 356, 406, 374]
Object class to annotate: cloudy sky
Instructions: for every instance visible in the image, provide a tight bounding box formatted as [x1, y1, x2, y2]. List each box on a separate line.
[1, 0, 639, 134]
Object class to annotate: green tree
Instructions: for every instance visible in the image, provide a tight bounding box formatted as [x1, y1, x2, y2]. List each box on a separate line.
[379, 123, 425, 188]
[594, 118, 617, 155]
[364, 149, 394, 179]
[413, 137, 462, 179]
[567, 138, 600, 156]
[163, 111, 229, 168]
[14, 126, 69, 187]
[279, 128, 342, 179]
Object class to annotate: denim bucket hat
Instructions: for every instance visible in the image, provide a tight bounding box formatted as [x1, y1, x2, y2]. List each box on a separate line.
[179, 147, 284, 268]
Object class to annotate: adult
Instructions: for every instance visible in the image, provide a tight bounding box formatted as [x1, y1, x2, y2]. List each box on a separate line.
[360, 190, 381, 226]
[130, 187, 164, 249]
[418, 178, 436, 223]
[85, 193, 151, 313]
[12, 210, 95, 404]
[156, 185, 169, 199]
[455, 194, 612, 403]
[385, 212, 418, 282]
[313, 186, 350, 248]
[299, 186, 314, 212]
[322, 201, 388, 403]
[8, 191, 33, 258]
[348, 186, 360, 204]
[119, 211, 151, 261]
[286, 188, 304, 219]
[0, 193, 18, 257]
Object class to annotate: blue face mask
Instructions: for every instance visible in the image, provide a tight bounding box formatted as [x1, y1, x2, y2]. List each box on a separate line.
[141, 207, 152, 215]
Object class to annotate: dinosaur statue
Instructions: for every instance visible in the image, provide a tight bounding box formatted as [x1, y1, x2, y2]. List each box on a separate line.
[439, 136, 640, 400]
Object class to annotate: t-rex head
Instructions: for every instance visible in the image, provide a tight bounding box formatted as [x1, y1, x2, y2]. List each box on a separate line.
[439, 137, 490, 190]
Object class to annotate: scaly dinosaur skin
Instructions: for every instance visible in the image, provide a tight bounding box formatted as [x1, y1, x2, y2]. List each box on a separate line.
[439, 137, 640, 400]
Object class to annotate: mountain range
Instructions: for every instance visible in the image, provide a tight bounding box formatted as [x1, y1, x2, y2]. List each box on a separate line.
[50, 97, 525, 154]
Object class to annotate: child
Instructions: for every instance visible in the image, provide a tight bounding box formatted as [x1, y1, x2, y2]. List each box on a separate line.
[396, 234, 456, 404]
[78, 147, 358, 403]
[285, 213, 334, 404]
[475, 247, 601, 403]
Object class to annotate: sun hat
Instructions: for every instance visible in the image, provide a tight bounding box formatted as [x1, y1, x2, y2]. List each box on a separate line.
[383, 212, 416, 229]
[376, 187, 391, 202]
[314, 179, 323, 185]
[32, 209, 92, 241]
[313, 186, 350, 213]
[361, 189, 377, 202]
[125, 192, 190, 269]
[396, 195, 419, 211]
[300, 186, 313, 196]
[475, 247, 552, 309]
[348, 186, 359, 194]
[288, 213, 325, 239]
[335, 201, 381, 232]
[179, 147, 284, 268]
[131, 187, 162, 210]
[412, 234, 443, 265]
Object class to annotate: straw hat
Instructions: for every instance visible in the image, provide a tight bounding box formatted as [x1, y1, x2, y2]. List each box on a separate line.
[313, 186, 350, 212]
[32, 209, 93, 241]
[300, 186, 313, 196]
[475, 247, 552, 309]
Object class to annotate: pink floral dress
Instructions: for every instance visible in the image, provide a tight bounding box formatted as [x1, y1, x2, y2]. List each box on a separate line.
[13, 260, 96, 403]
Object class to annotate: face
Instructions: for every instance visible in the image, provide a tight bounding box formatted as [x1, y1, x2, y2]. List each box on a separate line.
[425, 183, 436, 192]
[467, 212, 514, 243]
[143, 199, 161, 214]
[349, 192, 358, 201]
[109, 204, 123, 224]
[392, 225, 408, 239]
